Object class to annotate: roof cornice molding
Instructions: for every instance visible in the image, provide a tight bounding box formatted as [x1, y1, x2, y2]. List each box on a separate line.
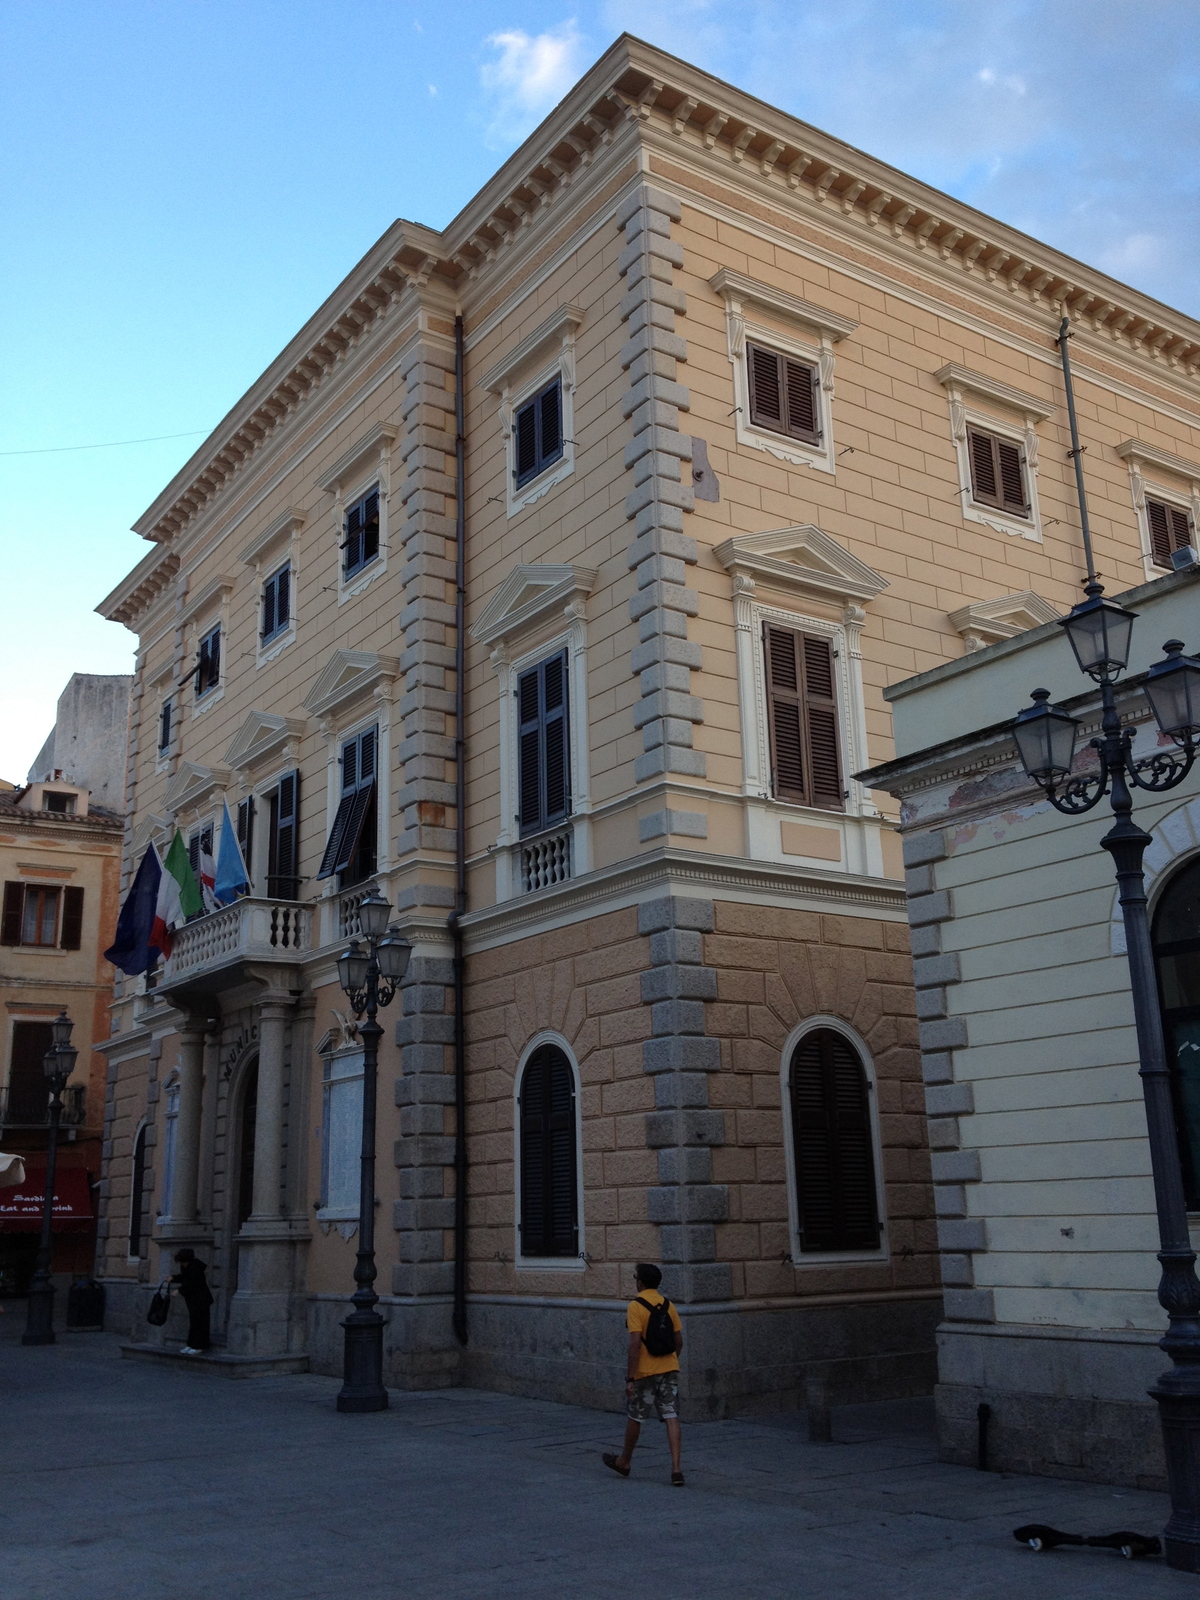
[240, 507, 306, 567]
[96, 548, 181, 629]
[934, 362, 1056, 423]
[713, 524, 888, 605]
[480, 305, 585, 393]
[118, 33, 1200, 570]
[1115, 438, 1200, 484]
[707, 269, 856, 342]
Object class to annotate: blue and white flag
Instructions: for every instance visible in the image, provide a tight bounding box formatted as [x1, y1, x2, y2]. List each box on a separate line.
[213, 799, 250, 906]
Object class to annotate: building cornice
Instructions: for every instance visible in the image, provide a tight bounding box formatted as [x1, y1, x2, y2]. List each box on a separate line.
[1114, 438, 1200, 485]
[116, 33, 1200, 576]
[96, 547, 180, 629]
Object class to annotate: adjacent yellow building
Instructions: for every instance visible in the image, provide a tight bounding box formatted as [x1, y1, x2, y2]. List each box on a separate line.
[95, 37, 1200, 1410]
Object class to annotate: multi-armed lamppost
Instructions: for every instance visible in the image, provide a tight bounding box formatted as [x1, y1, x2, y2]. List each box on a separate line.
[22, 1011, 78, 1346]
[1013, 587, 1200, 1571]
[335, 888, 411, 1413]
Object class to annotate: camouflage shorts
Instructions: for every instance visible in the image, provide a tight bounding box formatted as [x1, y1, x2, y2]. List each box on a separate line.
[627, 1371, 679, 1422]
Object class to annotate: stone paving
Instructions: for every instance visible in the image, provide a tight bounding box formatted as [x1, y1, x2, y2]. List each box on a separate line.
[0, 1317, 1189, 1600]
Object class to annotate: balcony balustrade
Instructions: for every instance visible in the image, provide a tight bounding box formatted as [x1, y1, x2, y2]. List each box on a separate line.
[519, 824, 574, 893]
[162, 897, 310, 990]
[0, 1083, 86, 1129]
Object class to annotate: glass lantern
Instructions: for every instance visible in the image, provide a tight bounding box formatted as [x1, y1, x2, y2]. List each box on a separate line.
[1143, 640, 1200, 743]
[1013, 689, 1080, 783]
[1060, 590, 1137, 682]
[337, 940, 370, 996]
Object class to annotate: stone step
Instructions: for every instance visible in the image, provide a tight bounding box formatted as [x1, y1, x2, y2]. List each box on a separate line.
[120, 1342, 310, 1379]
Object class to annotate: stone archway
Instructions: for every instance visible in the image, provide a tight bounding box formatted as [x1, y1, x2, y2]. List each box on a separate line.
[1110, 794, 1200, 954]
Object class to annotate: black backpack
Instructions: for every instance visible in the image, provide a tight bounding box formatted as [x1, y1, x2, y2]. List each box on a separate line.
[636, 1296, 676, 1358]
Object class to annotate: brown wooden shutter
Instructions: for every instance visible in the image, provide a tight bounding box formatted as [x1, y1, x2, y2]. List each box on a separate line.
[748, 343, 784, 429]
[764, 626, 844, 809]
[996, 439, 1028, 513]
[1147, 498, 1193, 567]
[790, 1028, 880, 1252]
[269, 770, 300, 895]
[784, 357, 819, 442]
[764, 626, 806, 802]
[60, 886, 84, 950]
[7, 1021, 55, 1123]
[1, 882, 22, 946]
[802, 636, 843, 808]
[969, 428, 1028, 517]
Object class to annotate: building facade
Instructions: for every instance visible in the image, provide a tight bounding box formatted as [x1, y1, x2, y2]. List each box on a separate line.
[27, 674, 133, 815]
[95, 37, 1200, 1411]
[0, 779, 123, 1296]
[863, 567, 1200, 1490]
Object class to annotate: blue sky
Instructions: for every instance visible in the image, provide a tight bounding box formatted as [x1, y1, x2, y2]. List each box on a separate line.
[2, 0, 1198, 779]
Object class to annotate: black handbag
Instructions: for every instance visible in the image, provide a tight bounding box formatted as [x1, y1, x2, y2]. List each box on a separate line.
[146, 1283, 170, 1326]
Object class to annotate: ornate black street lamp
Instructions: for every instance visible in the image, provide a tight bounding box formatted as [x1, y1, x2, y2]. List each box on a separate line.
[334, 889, 411, 1412]
[1013, 588, 1200, 1571]
[22, 1011, 78, 1346]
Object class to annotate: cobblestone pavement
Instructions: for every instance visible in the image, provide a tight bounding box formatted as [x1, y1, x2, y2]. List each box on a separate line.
[0, 1318, 1187, 1600]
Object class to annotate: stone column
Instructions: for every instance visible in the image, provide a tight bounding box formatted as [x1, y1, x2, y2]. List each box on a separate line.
[250, 998, 288, 1220]
[157, 1019, 208, 1239]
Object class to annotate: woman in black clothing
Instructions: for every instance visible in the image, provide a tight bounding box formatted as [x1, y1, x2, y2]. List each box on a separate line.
[170, 1248, 213, 1354]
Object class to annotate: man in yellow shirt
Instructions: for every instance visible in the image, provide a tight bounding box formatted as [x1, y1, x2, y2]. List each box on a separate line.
[602, 1263, 685, 1486]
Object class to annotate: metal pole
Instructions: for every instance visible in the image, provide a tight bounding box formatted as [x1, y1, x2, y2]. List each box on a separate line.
[1093, 678, 1200, 1569]
[23, 1075, 64, 1345]
[1056, 316, 1099, 585]
[337, 946, 387, 1413]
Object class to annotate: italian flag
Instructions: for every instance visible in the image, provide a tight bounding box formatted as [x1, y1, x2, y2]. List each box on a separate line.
[151, 831, 204, 958]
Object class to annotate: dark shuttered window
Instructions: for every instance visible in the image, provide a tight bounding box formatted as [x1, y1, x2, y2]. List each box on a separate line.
[5, 1021, 55, 1124]
[2, 882, 23, 945]
[747, 341, 820, 444]
[343, 489, 380, 578]
[968, 427, 1029, 517]
[763, 625, 843, 809]
[517, 652, 570, 837]
[519, 1044, 578, 1258]
[129, 1122, 149, 1258]
[513, 378, 564, 488]
[789, 1029, 881, 1253]
[261, 562, 291, 643]
[195, 625, 221, 696]
[237, 797, 256, 890]
[60, 886, 84, 951]
[158, 697, 173, 754]
[1147, 497, 1194, 569]
[317, 727, 377, 885]
[267, 771, 301, 899]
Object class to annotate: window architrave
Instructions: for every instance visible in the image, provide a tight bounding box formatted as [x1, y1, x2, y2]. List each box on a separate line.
[936, 368, 1046, 543]
[512, 1031, 585, 1271]
[317, 1042, 365, 1226]
[500, 360, 576, 516]
[779, 1016, 890, 1267]
[489, 620, 591, 900]
[128, 1118, 150, 1263]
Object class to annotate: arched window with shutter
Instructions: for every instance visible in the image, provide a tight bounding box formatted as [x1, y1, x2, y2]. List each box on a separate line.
[129, 1122, 149, 1260]
[786, 1025, 882, 1255]
[517, 1041, 580, 1262]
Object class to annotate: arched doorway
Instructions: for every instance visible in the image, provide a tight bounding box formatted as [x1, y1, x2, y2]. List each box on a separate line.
[1153, 856, 1200, 1206]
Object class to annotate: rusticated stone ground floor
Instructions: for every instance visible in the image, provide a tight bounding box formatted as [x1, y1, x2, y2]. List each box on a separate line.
[1, 1320, 1188, 1600]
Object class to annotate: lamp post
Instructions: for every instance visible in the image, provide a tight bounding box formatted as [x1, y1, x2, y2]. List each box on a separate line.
[1012, 591, 1200, 1571]
[334, 888, 411, 1412]
[22, 1011, 77, 1346]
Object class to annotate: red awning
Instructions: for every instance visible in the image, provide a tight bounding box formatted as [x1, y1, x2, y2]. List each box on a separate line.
[0, 1168, 94, 1233]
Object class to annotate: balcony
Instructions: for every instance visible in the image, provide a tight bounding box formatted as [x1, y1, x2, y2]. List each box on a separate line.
[161, 898, 310, 997]
[519, 824, 573, 893]
[0, 1083, 86, 1130]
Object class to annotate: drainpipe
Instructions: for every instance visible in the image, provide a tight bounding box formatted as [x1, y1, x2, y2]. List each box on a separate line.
[1055, 315, 1099, 586]
[451, 314, 468, 1346]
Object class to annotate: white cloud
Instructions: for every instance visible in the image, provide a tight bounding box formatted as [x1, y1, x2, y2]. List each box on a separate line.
[479, 20, 588, 146]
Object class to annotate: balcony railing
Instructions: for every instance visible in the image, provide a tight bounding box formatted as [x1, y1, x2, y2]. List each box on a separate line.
[338, 886, 370, 939]
[0, 1083, 86, 1129]
[163, 897, 310, 985]
[519, 824, 573, 893]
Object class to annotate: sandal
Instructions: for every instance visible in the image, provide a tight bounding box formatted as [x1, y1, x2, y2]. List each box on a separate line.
[602, 1453, 630, 1478]
[671, 1471, 685, 1487]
